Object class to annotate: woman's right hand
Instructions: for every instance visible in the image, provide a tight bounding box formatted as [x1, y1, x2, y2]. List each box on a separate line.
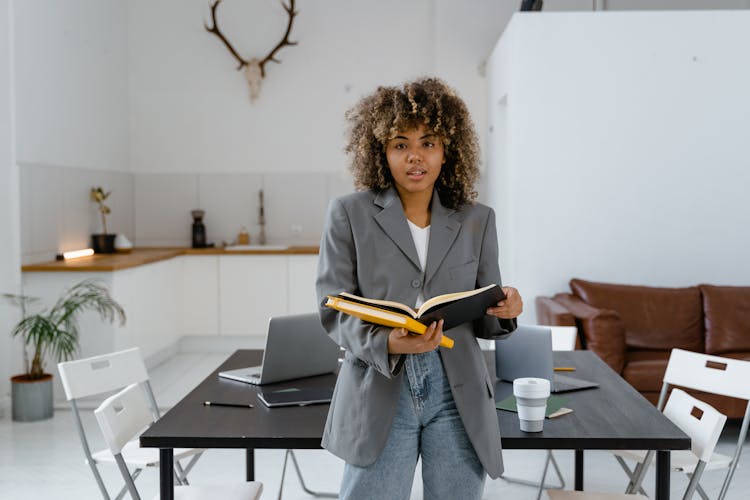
[387, 319, 444, 354]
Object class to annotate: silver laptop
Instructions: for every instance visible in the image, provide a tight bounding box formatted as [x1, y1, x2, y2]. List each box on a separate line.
[219, 313, 340, 385]
[495, 325, 598, 393]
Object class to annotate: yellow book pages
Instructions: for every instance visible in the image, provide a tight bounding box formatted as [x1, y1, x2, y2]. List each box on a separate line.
[325, 296, 454, 349]
[338, 292, 418, 317]
[340, 283, 500, 319]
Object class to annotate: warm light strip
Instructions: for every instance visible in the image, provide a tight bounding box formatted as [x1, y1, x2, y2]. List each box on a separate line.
[62, 248, 95, 260]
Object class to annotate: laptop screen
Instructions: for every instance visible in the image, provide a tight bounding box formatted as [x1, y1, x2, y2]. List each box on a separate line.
[495, 325, 555, 382]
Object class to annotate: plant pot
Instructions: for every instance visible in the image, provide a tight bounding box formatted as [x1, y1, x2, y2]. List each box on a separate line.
[11, 373, 54, 421]
[91, 234, 116, 253]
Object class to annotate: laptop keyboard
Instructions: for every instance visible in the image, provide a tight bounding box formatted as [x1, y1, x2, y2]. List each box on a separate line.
[553, 375, 579, 392]
[553, 373, 596, 392]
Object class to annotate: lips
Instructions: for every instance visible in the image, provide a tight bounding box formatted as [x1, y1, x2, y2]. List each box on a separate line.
[407, 168, 427, 178]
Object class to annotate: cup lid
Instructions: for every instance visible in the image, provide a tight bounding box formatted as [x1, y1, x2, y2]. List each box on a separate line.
[513, 377, 551, 398]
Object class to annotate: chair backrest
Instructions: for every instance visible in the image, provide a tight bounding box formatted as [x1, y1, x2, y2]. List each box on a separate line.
[664, 388, 727, 463]
[662, 349, 750, 500]
[94, 383, 153, 456]
[58, 347, 149, 400]
[663, 349, 750, 400]
[549, 326, 578, 351]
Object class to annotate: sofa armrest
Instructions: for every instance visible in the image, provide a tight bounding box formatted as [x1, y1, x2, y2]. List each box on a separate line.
[552, 293, 627, 374]
[535, 296, 576, 326]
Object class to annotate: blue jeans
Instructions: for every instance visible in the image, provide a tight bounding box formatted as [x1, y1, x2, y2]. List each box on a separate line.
[339, 350, 486, 500]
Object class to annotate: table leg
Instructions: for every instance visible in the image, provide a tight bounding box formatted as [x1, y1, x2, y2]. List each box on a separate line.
[246, 448, 255, 481]
[574, 450, 584, 490]
[655, 450, 670, 500]
[160, 448, 174, 500]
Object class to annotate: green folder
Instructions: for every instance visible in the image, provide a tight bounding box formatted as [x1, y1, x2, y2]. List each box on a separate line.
[496, 394, 568, 418]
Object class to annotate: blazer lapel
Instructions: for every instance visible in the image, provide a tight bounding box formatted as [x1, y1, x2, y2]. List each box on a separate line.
[425, 192, 460, 286]
[373, 188, 422, 271]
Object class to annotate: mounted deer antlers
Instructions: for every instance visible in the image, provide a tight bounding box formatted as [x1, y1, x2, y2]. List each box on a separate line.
[205, 0, 298, 102]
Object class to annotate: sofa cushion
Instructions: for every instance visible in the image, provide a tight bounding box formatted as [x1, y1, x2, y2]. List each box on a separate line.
[622, 350, 670, 392]
[701, 285, 750, 355]
[570, 279, 703, 352]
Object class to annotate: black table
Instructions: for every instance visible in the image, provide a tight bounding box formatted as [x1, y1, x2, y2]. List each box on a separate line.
[141, 349, 689, 499]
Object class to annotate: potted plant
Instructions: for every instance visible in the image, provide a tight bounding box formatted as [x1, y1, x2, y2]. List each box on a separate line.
[90, 186, 116, 253]
[3, 279, 126, 421]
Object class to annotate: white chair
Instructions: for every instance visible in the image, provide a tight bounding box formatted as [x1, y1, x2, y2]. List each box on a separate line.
[95, 383, 263, 500]
[501, 325, 579, 500]
[277, 450, 337, 499]
[58, 348, 204, 500]
[550, 326, 578, 352]
[548, 387, 727, 500]
[613, 349, 750, 500]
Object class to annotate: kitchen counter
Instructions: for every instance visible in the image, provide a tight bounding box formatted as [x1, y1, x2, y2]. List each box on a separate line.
[22, 246, 319, 272]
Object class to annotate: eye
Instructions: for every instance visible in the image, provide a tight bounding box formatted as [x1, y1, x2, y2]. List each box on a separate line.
[423, 141, 435, 148]
[393, 143, 407, 150]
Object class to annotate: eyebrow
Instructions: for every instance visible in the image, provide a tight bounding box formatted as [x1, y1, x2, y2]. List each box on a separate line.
[393, 133, 438, 140]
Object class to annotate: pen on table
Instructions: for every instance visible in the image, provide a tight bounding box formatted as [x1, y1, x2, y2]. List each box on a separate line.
[203, 401, 253, 408]
[553, 367, 576, 372]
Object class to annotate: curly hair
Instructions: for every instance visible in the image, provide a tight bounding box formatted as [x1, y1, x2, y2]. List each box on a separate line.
[344, 77, 480, 209]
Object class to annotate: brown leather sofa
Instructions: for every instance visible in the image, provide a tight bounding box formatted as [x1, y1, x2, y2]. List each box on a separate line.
[536, 278, 750, 418]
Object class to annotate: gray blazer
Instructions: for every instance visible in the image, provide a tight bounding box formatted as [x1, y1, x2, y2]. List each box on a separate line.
[316, 187, 516, 478]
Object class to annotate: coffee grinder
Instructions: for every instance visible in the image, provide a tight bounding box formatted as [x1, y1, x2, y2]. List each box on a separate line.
[191, 209, 207, 248]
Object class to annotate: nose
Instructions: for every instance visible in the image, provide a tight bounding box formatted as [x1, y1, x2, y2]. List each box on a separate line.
[407, 150, 422, 164]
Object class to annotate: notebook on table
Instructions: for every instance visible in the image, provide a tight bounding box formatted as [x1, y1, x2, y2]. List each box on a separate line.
[257, 387, 334, 407]
[495, 325, 598, 393]
[218, 312, 340, 386]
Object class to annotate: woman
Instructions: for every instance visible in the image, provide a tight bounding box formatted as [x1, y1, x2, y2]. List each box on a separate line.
[316, 77, 523, 500]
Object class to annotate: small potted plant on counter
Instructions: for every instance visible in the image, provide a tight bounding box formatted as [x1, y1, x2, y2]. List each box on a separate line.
[90, 186, 116, 253]
[3, 279, 126, 421]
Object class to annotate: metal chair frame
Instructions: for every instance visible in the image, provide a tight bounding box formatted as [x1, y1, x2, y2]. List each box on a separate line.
[548, 388, 727, 500]
[95, 383, 261, 500]
[58, 348, 203, 500]
[617, 349, 750, 500]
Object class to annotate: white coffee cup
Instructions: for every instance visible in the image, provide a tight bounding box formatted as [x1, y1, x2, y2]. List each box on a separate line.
[513, 377, 551, 432]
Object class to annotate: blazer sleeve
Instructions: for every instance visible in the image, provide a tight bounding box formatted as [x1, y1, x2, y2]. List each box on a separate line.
[473, 206, 517, 340]
[316, 198, 398, 378]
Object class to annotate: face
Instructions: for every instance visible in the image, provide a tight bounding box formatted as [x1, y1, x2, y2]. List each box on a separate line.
[385, 124, 445, 198]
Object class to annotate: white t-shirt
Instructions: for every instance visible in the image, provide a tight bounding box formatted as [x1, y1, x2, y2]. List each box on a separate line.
[407, 219, 430, 308]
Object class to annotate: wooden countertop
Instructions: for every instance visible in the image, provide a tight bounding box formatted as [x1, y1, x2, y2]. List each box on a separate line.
[22, 246, 319, 272]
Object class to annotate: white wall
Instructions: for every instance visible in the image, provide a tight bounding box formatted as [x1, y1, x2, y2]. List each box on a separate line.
[10, 1, 750, 284]
[127, 0, 433, 174]
[487, 11, 750, 322]
[126, 0, 517, 175]
[13, 0, 130, 171]
[17, 0, 522, 259]
[14, 0, 133, 263]
[123, 0, 527, 247]
[0, 0, 21, 415]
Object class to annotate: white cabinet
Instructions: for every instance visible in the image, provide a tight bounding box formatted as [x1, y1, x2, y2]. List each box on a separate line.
[218, 255, 288, 336]
[112, 259, 182, 358]
[23, 252, 320, 364]
[181, 256, 219, 336]
[22, 260, 182, 403]
[288, 255, 319, 315]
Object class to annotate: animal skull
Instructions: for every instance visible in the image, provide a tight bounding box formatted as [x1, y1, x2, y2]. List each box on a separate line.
[205, 0, 298, 104]
[244, 59, 263, 102]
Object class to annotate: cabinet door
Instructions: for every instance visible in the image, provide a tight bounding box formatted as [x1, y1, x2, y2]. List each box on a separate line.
[288, 255, 320, 315]
[112, 259, 181, 358]
[219, 255, 288, 336]
[181, 256, 219, 336]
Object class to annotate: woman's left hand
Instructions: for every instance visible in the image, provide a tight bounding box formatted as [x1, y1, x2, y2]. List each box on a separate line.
[486, 286, 523, 319]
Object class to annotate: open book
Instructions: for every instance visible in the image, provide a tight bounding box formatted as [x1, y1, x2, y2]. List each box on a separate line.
[324, 284, 505, 349]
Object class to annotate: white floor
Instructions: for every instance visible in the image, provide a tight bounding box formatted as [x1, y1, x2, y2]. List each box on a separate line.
[1, 352, 747, 500]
